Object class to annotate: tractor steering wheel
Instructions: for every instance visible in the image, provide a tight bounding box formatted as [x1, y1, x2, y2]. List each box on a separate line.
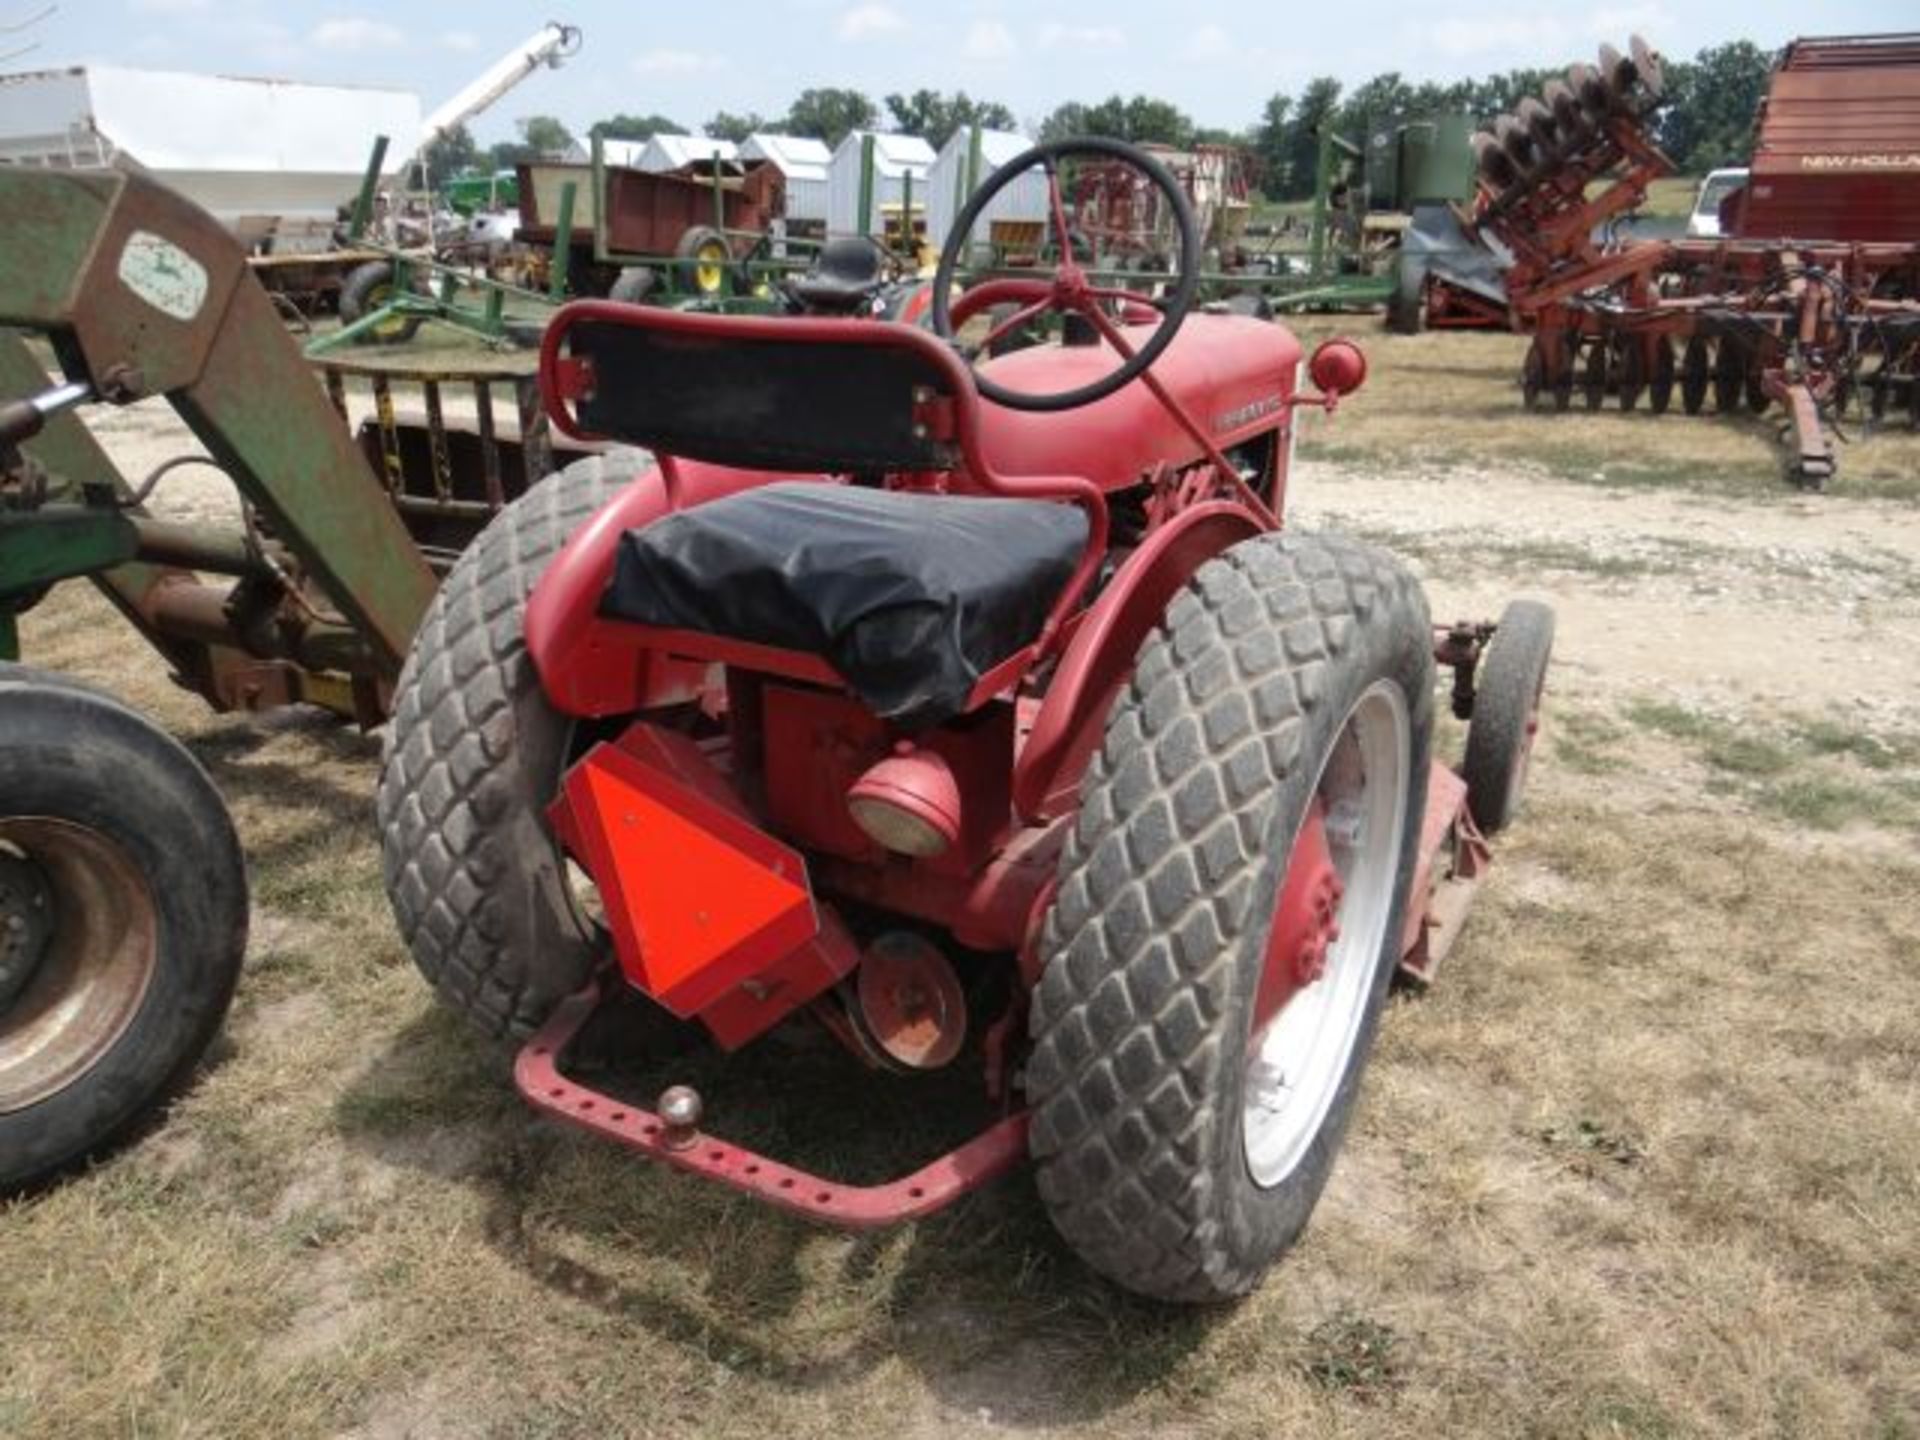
[932, 137, 1201, 413]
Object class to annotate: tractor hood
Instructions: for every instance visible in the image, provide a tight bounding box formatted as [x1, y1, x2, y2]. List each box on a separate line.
[973, 314, 1303, 488]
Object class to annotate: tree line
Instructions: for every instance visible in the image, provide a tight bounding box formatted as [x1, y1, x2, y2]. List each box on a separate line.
[424, 40, 1774, 196]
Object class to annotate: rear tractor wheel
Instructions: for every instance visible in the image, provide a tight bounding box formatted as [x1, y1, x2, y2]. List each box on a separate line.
[1460, 599, 1555, 834]
[674, 226, 737, 299]
[377, 452, 647, 1039]
[0, 667, 247, 1190]
[1026, 532, 1434, 1302]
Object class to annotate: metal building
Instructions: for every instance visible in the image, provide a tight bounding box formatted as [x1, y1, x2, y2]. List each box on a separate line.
[826, 130, 935, 238]
[739, 133, 832, 223]
[0, 65, 420, 231]
[638, 134, 738, 174]
[926, 127, 1042, 254]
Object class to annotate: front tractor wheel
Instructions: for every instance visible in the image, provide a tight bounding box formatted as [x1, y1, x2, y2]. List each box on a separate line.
[0, 667, 248, 1191]
[1461, 599, 1555, 834]
[1027, 533, 1434, 1303]
[377, 452, 645, 1039]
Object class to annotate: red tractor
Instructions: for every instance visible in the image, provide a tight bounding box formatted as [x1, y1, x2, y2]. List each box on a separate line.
[376, 139, 1553, 1303]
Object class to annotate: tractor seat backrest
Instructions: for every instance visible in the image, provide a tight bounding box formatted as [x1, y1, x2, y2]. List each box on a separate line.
[560, 308, 964, 474]
[786, 236, 888, 314]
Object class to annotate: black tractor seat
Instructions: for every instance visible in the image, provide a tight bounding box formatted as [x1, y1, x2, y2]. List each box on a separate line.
[785, 236, 890, 314]
[600, 482, 1088, 726]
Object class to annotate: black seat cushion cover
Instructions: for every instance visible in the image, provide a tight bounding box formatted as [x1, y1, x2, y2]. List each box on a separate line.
[602, 482, 1088, 727]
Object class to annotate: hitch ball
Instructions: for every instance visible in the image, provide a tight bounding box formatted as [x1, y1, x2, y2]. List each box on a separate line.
[657, 1084, 703, 1149]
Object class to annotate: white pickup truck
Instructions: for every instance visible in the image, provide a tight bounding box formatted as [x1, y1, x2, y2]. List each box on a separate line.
[1685, 167, 1749, 238]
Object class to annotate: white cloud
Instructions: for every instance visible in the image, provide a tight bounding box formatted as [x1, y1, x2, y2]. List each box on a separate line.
[1037, 22, 1125, 50]
[1587, 5, 1673, 39]
[1185, 22, 1231, 60]
[1402, 14, 1571, 59]
[309, 17, 406, 52]
[241, 18, 302, 66]
[837, 3, 905, 41]
[962, 19, 1016, 61]
[633, 48, 725, 74]
[128, 0, 209, 13]
[439, 29, 479, 53]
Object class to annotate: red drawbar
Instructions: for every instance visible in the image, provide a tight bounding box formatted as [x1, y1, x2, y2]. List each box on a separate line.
[549, 729, 818, 1018]
[517, 986, 1032, 1228]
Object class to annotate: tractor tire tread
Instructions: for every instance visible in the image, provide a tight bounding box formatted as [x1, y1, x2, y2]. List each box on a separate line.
[376, 452, 644, 1040]
[1027, 530, 1432, 1302]
[0, 667, 247, 1191]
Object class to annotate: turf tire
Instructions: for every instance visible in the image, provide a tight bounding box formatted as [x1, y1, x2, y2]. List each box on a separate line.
[1026, 531, 1434, 1302]
[376, 452, 645, 1040]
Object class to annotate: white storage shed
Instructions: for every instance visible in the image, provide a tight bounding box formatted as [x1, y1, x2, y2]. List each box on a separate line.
[739, 133, 830, 223]
[597, 139, 646, 170]
[0, 65, 421, 235]
[926, 127, 1042, 254]
[826, 130, 935, 238]
[638, 134, 737, 174]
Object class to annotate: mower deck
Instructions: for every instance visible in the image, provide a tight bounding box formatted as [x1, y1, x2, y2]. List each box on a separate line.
[515, 985, 1031, 1227]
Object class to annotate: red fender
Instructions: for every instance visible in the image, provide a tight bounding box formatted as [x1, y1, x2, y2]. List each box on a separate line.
[524, 455, 801, 716]
[1012, 500, 1268, 820]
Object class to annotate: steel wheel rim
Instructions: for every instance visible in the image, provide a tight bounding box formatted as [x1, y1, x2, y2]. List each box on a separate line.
[0, 819, 159, 1113]
[366, 283, 411, 340]
[1242, 680, 1410, 1190]
[694, 241, 728, 295]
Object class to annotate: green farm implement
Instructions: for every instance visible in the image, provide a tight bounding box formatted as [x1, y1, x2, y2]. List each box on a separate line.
[0, 165, 577, 1187]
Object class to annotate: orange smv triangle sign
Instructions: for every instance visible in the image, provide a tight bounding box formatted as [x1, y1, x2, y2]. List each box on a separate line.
[567, 742, 817, 1016]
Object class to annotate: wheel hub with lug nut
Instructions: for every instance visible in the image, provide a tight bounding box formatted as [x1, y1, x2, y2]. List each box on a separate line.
[1242, 681, 1411, 1191]
[0, 850, 54, 1015]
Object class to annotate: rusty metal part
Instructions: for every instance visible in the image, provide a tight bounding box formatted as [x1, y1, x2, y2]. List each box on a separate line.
[1434, 620, 1492, 721]
[127, 517, 270, 577]
[0, 167, 437, 676]
[312, 358, 583, 569]
[853, 931, 968, 1070]
[516, 983, 1030, 1228]
[1462, 33, 1920, 483]
[1397, 769, 1491, 986]
[0, 819, 158, 1114]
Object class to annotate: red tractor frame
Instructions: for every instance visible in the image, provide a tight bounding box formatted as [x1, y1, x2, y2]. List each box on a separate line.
[377, 139, 1554, 1303]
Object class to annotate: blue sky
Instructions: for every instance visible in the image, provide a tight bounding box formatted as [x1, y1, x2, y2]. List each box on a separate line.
[14, 1, 1917, 144]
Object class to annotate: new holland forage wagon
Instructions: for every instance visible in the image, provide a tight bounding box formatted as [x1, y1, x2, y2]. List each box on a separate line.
[0, 129, 1549, 1302]
[375, 138, 1556, 1302]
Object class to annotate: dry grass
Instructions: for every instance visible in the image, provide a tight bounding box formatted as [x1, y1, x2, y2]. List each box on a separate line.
[1291, 321, 1920, 503]
[5, 306, 1920, 1436]
[5, 562, 1919, 1438]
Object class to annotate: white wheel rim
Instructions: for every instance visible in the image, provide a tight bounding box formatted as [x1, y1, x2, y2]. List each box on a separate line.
[1242, 679, 1410, 1190]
